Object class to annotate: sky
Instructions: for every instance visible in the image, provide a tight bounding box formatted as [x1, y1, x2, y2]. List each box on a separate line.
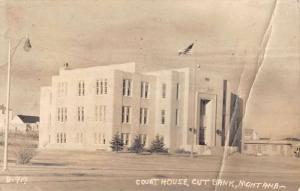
[0, 0, 299, 138]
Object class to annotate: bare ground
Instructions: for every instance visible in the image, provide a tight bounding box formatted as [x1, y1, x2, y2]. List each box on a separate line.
[0, 148, 298, 191]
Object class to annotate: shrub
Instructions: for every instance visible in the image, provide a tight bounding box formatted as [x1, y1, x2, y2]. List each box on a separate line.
[150, 135, 167, 153]
[15, 147, 36, 165]
[129, 136, 144, 153]
[110, 133, 124, 152]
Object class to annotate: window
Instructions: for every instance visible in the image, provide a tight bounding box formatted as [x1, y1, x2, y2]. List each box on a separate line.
[162, 83, 166, 98]
[64, 82, 68, 96]
[121, 133, 130, 146]
[96, 80, 100, 95]
[57, 107, 67, 122]
[123, 79, 132, 96]
[96, 79, 108, 95]
[57, 108, 60, 121]
[77, 133, 83, 144]
[141, 81, 149, 98]
[122, 106, 131, 124]
[78, 81, 85, 96]
[81, 107, 84, 121]
[57, 82, 68, 97]
[139, 108, 148, 125]
[176, 83, 180, 100]
[80, 133, 83, 143]
[56, 133, 59, 143]
[175, 109, 179, 126]
[78, 107, 84, 122]
[60, 133, 63, 143]
[95, 105, 106, 121]
[139, 134, 147, 146]
[64, 108, 67, 121]
[161, 110, 166, 124]
[94, 133, 102, 144]
[104, 79, 108, 94]
[56, 132, 66, 143]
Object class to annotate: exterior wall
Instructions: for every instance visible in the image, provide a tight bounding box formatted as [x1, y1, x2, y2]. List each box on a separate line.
[112, 70, 156, 148]
[39, 63, 232, 152]
[39, 87, 52, 148]
[243, 143, 293, 157]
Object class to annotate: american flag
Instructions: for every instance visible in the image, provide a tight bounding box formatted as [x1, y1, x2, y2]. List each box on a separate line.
[23, 38, 32, 52]
[178, 43, 194, 55]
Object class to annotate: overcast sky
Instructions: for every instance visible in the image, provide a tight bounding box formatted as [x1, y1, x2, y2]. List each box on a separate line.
[0, 0, 299, 138]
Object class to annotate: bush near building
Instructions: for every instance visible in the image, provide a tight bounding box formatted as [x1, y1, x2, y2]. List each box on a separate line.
[129, 136, 144, 154]
[150, 135, 167, 153]
[15, 147, 36, 164]
[110, 133, 124, 152]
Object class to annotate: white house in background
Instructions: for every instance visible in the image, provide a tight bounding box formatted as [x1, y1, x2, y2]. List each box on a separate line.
[10, 115, 40, 133]
[39, 62, 243, 152]
[0, 104, 13, 131]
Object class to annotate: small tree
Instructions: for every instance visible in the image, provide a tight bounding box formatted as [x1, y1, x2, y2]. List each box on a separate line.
[129, 136, 144, 153]
[150, 135, 167, 153]
[110, 133, 124, 152]
[15, 147, 36, 164]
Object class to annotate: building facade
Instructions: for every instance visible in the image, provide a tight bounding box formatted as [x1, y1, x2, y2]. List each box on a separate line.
[39, 62, 240, 152]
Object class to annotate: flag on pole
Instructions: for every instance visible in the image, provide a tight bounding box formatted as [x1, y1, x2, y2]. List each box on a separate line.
[23, 38, 32, 52]
[178, 42, 194, 55]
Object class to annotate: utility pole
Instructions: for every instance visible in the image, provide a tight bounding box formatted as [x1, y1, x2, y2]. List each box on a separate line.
[3, 37, 31, 171]
[3, 40, 11, 171]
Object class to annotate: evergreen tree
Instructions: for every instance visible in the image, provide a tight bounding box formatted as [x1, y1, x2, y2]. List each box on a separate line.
[150, 135, 167, 153]
[129, 135, 144, 153]
[110, 133, 124, 152]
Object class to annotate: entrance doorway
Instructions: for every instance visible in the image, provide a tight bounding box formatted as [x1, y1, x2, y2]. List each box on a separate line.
[198, 99, 212, 145]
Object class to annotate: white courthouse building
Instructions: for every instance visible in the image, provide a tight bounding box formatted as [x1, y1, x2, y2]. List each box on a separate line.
[39, 62, 242, 152]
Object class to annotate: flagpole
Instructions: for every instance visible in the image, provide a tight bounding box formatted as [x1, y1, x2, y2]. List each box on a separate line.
[3, 39, 11, 171]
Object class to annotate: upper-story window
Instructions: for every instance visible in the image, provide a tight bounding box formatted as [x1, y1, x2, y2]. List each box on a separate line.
[96, 79, 108, 95]
[95, 105, 106, 122]
[57, 107, 67, 122]
[162, 83, 167, 99]
[123, 79, 132, 96]
[78, 81, 85, 96]
[104, 79, 108, 94]
[57, 108, 60, 122]
[77, 106, 84, 122]
[141, 81, 149, 99]
[161, 109, 166, 124]
[139, 108, 148, 125]
[176, 83, 180, 100]
[122, 106, 131, 124]
[57, 82, 68, 97]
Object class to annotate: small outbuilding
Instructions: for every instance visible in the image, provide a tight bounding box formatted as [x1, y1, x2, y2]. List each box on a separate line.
[10, 115, 39, 133]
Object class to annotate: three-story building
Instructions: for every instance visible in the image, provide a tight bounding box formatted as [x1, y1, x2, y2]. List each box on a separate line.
[39, 62, 242, 152]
